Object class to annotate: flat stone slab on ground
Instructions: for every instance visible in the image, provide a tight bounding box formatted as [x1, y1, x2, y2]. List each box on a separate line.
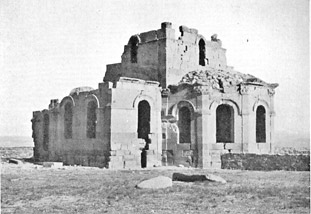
[206, 174, 227, 184]
[172, 173, 226, 184]
[136, 176, 172, 189]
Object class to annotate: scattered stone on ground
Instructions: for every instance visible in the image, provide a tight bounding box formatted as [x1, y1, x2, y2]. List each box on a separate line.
[42, 162, 63, 168]
[8, 158, 24, 165]
[206, 174, 227, 184]
[136, 176, 172, 189]
[172, 173, 207, 182]
[172, 172, 226, 183]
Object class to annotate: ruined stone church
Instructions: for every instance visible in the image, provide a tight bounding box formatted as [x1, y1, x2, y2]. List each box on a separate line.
[32, 22, 278, 169]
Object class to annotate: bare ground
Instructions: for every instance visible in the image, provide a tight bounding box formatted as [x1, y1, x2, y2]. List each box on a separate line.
[1, 160, 310, 214]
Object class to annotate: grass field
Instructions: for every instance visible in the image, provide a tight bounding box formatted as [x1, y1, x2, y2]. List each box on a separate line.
[1, 160, 310, 214]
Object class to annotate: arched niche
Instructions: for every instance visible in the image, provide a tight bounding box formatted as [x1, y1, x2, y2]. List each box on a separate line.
[128, 35, 140, 63]
[60, 96, 75, 108]
[169, 100, 196, 120]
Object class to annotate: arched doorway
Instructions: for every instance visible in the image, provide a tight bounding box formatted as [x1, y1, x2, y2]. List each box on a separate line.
[178, 106, 191, 144]
[256, 105, 266, 142]
[216, 104, 234, 143]
[137, 100, 151, 168]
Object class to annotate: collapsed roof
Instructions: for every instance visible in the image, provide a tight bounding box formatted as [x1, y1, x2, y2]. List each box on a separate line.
[179, 69, 279, 91]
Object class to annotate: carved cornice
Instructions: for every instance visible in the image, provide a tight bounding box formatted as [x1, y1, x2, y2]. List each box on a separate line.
[239, 85, 249, 95]
[268, 88, 275, 97]
[161, 88, 170, 98]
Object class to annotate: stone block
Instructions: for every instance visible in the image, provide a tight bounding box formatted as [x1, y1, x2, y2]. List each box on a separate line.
[124, 160, 140, 169]
[156, 29, 165, 39]
[123, 154, 135, 161]
[43, 162, 63, 168]
[109, 156, 123, 161]
[129, 150, 142, 156]
[146, 150, 155, 155]
[109, 160, 124, 169]
[8, 159, 24, 165]
[136, 176, 172, 189]
[140, 30, 157, 43]
[111, 143, 122, 150]
[172, 173, 207, 182]
[121, 143, 129, 150]
[96, 156, 107, 168]
[116, 150, 131, 156]
[81, 156, 89, 166]
[146, 154, 159, 167]
[67, 155, 75, 166]
[210, 162, 222, 169]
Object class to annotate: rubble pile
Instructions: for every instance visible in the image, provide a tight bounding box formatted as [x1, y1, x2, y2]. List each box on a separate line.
[179, 69, 267, 90]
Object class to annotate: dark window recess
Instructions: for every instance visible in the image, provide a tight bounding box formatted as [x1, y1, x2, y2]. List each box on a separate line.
[216, 104, 234, 143]
[199, 39, 206, 66]
[256, 105, 266, 143]
[178, 107, 191, 143]
[138, 100, 151, 168]
[137, 100, 150, 140]
[130, 36, 139, 63]
[162, 133, 166, 139]
[43, 114, 49, 151]
[87, 101, 97, 139]
[64, 103, 73, 139]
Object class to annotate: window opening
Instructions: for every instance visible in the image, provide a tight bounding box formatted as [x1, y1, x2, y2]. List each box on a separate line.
[87, 101, 97, 138]
[130, 36, 139, 63]
[216, 104, 234, 143]
[64, 102, 73, 139]
[199, 39, 206, 66]
[256, 105, 266, 142]
[178, 107, 191, 143]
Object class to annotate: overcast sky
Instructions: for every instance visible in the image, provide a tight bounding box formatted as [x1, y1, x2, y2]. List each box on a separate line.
[0, 0, 309, 138]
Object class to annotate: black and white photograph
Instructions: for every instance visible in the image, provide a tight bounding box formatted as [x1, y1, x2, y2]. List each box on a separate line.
[1, 0, 309, 213]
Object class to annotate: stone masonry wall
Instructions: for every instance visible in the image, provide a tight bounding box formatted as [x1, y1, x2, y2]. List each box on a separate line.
[221, 153, 310, 171]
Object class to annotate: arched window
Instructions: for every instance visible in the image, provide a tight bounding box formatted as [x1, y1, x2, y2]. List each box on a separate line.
[216, 104, 234, 143]
[178, 107, 191, 143]
[199, 39, 206, 66]
[64, 102, 73, 139]
[137, 100, 150, 140]
[43, 114, 49, 151]
[87, 101, 97, 138]
[256, 105, 266, 142]
[130, 36, 139, 63]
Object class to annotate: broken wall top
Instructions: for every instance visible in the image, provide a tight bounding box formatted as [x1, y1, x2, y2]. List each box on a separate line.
[176, 68, 278, 94]
[104, 22, 229, 86]
[104, 22, 278, 91]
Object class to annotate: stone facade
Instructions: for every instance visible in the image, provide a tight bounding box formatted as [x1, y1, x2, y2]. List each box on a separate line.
[32, 22, 278, 169]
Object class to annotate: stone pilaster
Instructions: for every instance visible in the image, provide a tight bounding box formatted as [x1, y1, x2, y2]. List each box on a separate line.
[195, 93, 211, 168]
[240, 85, 253, 153]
